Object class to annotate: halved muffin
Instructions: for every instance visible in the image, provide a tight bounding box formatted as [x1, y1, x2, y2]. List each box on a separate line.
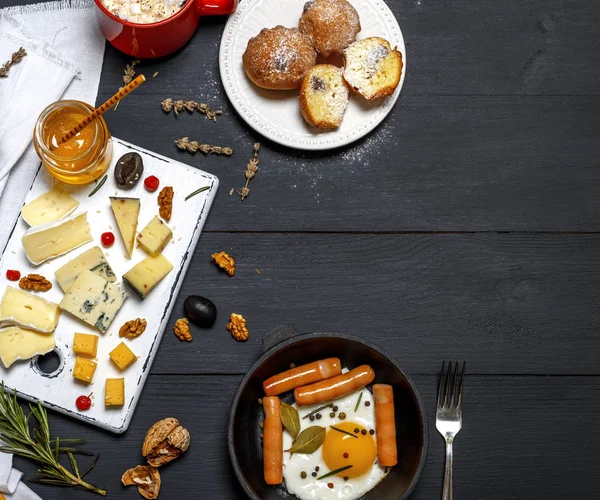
[299, 64, 349, 129]
[342, 37, 403, 100]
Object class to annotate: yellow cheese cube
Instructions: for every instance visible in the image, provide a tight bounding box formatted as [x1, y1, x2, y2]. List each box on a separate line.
[73, 356, 97, 384]
[73, 333, 99, 358]
[109, 342, 137, 371]
[105, 378, 125, 407]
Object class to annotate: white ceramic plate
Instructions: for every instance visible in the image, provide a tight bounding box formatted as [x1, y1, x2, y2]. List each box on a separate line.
[0, 138, 218, 433]
[219, 0, 406, 150]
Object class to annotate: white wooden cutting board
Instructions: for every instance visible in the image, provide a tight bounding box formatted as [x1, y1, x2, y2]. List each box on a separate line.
[0, 138, 218, 433]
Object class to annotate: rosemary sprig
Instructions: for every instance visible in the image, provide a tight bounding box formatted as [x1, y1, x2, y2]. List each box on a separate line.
[0, 384, 105, 495]
[185, 186, 209, 201]
[317, 465, 353, 480]
[354, 392, 363, 412]
[0, 47, 26, 78]
[302, 403, 334, 420]
[330, 425, 358, 438]
[88, 175, 107, 197]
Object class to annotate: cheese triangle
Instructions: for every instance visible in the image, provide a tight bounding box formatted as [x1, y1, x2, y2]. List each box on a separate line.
[110, 197, 140, 258]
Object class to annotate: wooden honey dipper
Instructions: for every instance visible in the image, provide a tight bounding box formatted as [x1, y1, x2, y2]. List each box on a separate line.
[52, 74, 146, 149]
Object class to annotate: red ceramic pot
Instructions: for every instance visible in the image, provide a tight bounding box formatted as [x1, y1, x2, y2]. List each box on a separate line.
[94, 0, 237, 58]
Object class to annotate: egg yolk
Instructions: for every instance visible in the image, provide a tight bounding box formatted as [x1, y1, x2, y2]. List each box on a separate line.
[322, 422, 377, 478]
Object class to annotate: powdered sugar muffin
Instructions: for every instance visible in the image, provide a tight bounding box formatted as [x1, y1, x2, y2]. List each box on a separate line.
[299, 64, 349, 128]
[243, 26, 317, 90]
[343, 37, 403, 100]
[298, 0, 361, 57]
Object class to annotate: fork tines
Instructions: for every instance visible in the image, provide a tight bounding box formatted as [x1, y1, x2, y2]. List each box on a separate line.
[437, 360, 466, 410]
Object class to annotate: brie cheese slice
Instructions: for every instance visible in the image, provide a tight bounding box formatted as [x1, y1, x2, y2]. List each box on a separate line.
[0, 287, 61, 333]
[21, 186, 79, 227]
[0, 327, 56, 368]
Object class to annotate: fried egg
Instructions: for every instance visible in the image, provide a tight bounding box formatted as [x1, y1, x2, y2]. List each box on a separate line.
[282, 387, 388, 499]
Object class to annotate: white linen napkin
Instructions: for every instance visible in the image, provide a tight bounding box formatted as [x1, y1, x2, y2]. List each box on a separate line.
[0, 0, 106, 252]
[0, 441, 41, 500]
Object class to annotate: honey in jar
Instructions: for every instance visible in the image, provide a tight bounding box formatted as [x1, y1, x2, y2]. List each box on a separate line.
[33, 100, 113, 185]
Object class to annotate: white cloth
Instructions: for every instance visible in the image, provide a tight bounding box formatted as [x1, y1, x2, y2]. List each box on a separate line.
[0, 441, 40, 500]
[0, 0, 106, 251]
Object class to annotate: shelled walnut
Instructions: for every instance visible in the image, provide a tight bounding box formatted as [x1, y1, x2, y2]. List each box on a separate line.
[212, 251, 235, 276]
[158, 186, 173, 221]
[173, 318, 192, 342]
[122, 465, 161, 499]
[18, 274, 51, 291]
[142, 417, 190, 467]
[227, 313, 249, 341]
[120, 318, 147, 338]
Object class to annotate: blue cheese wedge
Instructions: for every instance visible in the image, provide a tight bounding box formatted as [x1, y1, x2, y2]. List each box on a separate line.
[21, 186, 79, 226]
[59, 271, 127, 333]
[21, 212, 92, 265]
[123, 254, 174, 299]
[0, 326, 56, 368]
[137, 216, 173, 256]
[54, 246, 116, 293]
[0, 287, 60, 333]
[110, 197, 140, 258]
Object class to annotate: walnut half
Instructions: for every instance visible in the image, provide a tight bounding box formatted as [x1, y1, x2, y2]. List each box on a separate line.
[212, 251, 235, 276]
[120, 318, 147, 338]
[158, 186, 173, 221]
[227, 313, 249, 341]
[122, 465, 161, 499]
[19, 274, 52, 292]
[173, 318, 192, 342]
[142, 417, 190, 467]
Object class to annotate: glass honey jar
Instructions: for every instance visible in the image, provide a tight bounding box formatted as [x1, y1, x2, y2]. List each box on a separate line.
[33, 100, 113, 185]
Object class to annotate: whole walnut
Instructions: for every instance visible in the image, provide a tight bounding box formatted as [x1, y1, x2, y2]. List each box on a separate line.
[142, 417, 190, 467]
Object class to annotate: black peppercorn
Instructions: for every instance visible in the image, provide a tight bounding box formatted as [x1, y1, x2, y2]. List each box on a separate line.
[365, 401, 371, 407]
[310, 415, 315, 421]
[343, 476, 349, 481]
[315, 466, 320, 472]
[361, 429, 367, 435]
[339, 412, 346, 420]
[316, 413, 322, 420]
[301, 471, 307, 479]
[354, 428, 360, 433]
[329, 412, 335, 418]
[369, 429, 375, 435]
[333, 406, 338, 411]
[312, 472, 317, 477]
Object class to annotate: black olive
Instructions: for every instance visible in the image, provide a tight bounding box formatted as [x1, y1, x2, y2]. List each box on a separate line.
[184, 296, 217, 327]
[114, 152, 143, 189]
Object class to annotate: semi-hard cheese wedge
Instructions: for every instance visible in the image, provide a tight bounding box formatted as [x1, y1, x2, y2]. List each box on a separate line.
[55, 246, 116, 293]
[123, 253, 174, 299]
[110, 197, 140, 258]
[0, 287, 60, 333]
[60, 270, 127, 333]
[137, 216, 172, 256]
[22, 212, 92, 265]
[21, 186, 79, 227]
[0, 327, 56, 368]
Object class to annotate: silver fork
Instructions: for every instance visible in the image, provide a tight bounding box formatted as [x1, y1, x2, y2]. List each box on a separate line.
[436, 360, 466, 500]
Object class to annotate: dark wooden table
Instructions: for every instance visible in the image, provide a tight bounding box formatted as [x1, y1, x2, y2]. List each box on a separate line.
[2, 0, 600, 498]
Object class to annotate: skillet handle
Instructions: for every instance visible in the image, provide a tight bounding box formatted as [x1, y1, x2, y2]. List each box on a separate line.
[262, 325, 299, 352]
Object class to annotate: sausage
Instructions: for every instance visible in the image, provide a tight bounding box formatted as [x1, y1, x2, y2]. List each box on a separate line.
[373, 384, 398, 467]
[262, 396, 283, 484]
[294, 365, 375, 406]
[263, 358, 342, 396]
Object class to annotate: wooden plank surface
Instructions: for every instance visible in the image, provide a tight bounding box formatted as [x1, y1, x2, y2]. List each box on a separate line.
[152, 232, 600, 375]
[14, 375, 600, 500]
[1, 0, 599, 499]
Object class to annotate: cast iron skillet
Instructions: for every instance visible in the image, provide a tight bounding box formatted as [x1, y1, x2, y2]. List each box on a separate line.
[228, 326, 428, 499]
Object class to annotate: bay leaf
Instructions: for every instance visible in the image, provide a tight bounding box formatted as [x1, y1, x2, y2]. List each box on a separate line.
[280, 403, 300, 440]
[285, 426, 326, 454]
